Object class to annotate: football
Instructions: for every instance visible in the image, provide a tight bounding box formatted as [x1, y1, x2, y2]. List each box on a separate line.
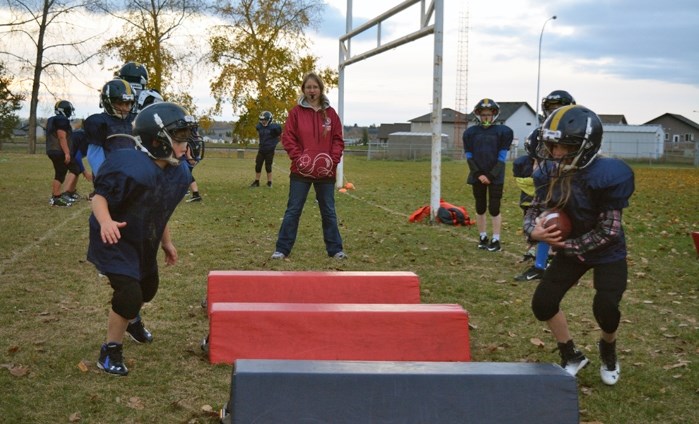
[542, 208, 573, 239]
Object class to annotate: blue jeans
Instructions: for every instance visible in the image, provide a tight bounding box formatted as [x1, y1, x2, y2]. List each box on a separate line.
[275, 178, 343, 256]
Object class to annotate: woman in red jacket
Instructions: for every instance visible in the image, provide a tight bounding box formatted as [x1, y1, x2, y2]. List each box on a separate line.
[271, 72, 346, 260]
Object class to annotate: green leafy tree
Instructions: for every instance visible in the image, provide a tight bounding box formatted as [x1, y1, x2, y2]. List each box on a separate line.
[208, 0, 337, 144]
[94, 0, 204, 109]
[0, 62, 25, 148]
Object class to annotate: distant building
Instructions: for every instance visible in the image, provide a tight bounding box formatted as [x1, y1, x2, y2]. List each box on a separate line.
[377, 123, 411, 143]
[601, 125, 664, 160]
[644, 113, 698, 143]
[407, 103, 538, 152]
[599, 114, 628, 125]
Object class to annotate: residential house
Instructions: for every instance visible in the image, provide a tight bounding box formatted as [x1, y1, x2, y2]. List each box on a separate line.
[644, 113, 698, 143]
[599, 114, 628, 125]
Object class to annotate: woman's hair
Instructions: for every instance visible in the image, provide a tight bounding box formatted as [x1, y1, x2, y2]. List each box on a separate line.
[302, 72, 325, 96]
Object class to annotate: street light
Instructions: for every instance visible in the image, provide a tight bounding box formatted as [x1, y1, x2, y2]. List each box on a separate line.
[535, 15, 557, 123]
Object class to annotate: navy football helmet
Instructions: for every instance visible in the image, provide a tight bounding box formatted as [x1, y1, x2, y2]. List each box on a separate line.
[259, 111, 273, 124]
[542, 90, 576, 118]
[133, 102, 201, 165]
[118, 62, 148, 87]
[101, 79, 135, 119]
[537, 105, 603, 172]
[54, 100, 75, 118]
[473, 98, 500, 128]
[523, 128, 540, 157]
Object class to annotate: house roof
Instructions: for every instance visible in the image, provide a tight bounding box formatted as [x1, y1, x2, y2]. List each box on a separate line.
[598, 114, 628, 125]
[644, 113, 699, 131]
[408, 108, 469, 124]
[377, 123, 411, 139]
[408, 103, 535, 124]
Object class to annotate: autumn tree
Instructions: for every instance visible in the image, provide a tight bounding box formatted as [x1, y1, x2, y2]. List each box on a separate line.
[208, 0, 337, 143]
[1, 0, 99, 153]
[93, 0, 204, 113]
[0, 61, 25, 148]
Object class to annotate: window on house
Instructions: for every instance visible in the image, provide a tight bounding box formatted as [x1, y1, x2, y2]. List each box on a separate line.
[664, 133, 669, 141]
[672, 135, 680, 143]
[685, 133, 695, 142]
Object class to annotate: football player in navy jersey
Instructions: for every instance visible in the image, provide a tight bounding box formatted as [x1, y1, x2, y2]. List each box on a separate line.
[524, 105, 634, 386]
[514, 90, 576, 281]
[46, 100, 81, 207]
[463, 98, 514, 252]
[250, 110, 282, 188]
[88, 102, 196, 376]
[85, 79, 137, 177]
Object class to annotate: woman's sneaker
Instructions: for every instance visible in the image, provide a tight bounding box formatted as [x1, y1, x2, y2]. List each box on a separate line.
[598, 339, 620, 385]
[98, 342, 128, 376]
[558, 340, 589, 377]
[126, 316, 153, 344]
[270, 251, 286, 259]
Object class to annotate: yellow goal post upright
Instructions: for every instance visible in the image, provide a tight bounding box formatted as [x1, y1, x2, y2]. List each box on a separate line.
[337, 0, 445, 222]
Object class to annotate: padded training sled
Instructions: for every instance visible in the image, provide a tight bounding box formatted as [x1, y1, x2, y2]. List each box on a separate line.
[228, 359, 579, 424]
[206, 270, 422, 314]
[208, 302, 470, 364]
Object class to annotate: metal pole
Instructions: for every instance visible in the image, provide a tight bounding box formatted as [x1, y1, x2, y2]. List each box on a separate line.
[336, 0, 353, 188]
[535, 15, 556, 123]
[429, 0, 444, 222]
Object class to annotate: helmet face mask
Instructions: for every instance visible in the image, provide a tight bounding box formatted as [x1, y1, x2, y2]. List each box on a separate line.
[137, 89, 164, 111]
[101, 79, 135, 119]
[133, 102, 201, 165]
[55, 100, 75, 118]
[473, 98, 499, 128]
[536, 105, 602, 173]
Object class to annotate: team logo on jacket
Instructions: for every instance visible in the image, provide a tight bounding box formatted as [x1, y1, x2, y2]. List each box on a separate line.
[296, 153, 333, 178]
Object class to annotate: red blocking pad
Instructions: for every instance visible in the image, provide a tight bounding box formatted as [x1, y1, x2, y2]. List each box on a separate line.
[206, 271, 421, 314]
[229, 360, 579, 424]
[208, 303, 470, 364]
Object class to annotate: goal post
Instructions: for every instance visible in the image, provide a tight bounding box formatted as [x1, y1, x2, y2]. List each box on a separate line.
[338, 0, 445, 222]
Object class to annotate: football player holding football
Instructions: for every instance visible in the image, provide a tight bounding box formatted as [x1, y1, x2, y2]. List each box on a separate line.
[524, 105, 634, 386]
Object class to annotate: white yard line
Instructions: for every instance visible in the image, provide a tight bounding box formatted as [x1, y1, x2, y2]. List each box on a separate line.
[0, 203, 89, 276]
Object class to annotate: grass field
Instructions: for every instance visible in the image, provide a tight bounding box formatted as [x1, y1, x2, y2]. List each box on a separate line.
[0, 150, 697, 423]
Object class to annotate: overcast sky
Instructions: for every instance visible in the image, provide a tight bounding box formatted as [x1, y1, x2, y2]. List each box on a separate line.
[309, 0, 699, 126]
[8, 0, 699, 127]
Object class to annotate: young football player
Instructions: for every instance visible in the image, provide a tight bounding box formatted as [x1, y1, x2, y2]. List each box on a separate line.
[45, 100, 81, 207]
[88, 102, 196, 376]
[462, 98, 514, 252]
[514, 90, 576, 281]
[85, 79, 137, 176]
[524, 105, 634, 385]
[250, 110, 282, 188]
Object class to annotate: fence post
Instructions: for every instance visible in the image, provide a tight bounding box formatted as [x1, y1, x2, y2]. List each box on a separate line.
[695, 141, 699, 167]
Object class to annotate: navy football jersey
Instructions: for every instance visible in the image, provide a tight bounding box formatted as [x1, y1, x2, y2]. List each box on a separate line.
[84, 112, 136, 155]
[45, 115, 73, 154]
[87, 149, 191, 280]
[533, 157, 634, 263]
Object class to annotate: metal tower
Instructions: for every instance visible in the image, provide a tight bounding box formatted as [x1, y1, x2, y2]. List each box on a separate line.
[454, 7, 469, 148]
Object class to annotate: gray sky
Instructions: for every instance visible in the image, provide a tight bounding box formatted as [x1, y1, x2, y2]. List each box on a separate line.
[6, 0, 699, 127]
[310, 0, 699, 126]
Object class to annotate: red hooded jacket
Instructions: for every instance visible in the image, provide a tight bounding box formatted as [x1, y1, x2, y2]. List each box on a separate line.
[282, 95, 344, 181]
